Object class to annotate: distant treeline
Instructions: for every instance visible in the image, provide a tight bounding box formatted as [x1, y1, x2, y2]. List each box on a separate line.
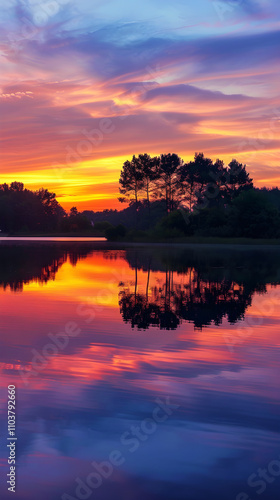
[86, 152, 280, 240]
[0, 182, 92, 234]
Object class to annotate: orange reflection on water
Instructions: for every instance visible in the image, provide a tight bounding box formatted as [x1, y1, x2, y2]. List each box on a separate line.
[0, 247, 279, 396]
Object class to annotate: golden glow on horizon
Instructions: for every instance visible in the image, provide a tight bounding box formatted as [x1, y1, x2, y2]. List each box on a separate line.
[1, 80, 279, 211]
[1, 148, 279, 212]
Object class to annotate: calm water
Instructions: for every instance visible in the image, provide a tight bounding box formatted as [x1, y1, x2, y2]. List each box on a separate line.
[0, 237, 107, 241]
[0, 242, 280, 500]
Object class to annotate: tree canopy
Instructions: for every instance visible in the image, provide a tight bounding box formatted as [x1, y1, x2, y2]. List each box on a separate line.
[0, 183, 91, 234]
[119, 152, 253, 214]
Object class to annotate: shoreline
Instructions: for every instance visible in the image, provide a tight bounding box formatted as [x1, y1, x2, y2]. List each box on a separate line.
[1, 235, 280, 249]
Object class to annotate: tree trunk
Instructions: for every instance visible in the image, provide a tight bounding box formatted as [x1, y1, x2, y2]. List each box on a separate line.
[147, 180, 150, 218]
[135, 186, 138, 229]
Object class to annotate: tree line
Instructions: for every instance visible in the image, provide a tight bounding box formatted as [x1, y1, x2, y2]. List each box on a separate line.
[1, 152, 280, 239]
[114, 152, 280, 239]
[119, 152, 253, 213]
[0, 182, 91, 234]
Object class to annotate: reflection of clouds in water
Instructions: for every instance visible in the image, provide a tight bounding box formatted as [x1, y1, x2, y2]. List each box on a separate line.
[4, 359, 280, 500]
[0, 245, 280, 499]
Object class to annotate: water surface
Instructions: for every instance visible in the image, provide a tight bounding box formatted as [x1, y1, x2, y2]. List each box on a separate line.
[0, 236, 106, 242]
[0, 243, 279, 500]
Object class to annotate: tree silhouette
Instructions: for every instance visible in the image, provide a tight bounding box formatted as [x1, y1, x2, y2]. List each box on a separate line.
[117, 152, 254, 222]
[0, 183, 91, 234]
[10, 182, 24, 192]
[155, 153, 182, 213]
[70, 207, 78, 216]
[179, 159, 199, 211]
[136, 154, 159, 216]
[226, 159, 253, 201]
[119, 156, 144, 206]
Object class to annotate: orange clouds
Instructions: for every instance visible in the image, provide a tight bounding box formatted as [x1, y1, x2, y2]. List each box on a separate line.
[1, 18, 280, 210]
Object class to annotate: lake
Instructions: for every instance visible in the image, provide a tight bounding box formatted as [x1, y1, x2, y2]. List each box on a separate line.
[0, 241, 280, 500]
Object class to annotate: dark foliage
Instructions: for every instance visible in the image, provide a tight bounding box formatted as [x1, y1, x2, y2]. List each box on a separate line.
[118, 152, 253, 214]
[0, 183, 92, 234]
[1, 152, 279, 239]
[105, 224, 127, 241]
[112, 152, 279, 240]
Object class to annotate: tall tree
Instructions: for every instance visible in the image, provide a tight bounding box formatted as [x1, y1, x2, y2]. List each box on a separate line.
[226, 159, 253, 201]
[179, 153, 225, 211]
[192, 152, 213, 195]
[35, 188, 65, 231]
[207, 158, 228, 208]
[35, 188, 65, 218]
[179, 160, 200, 211]
[156, 153, 182, 213]
[118, 156, 144, 206]
[136, 153, 159, 214]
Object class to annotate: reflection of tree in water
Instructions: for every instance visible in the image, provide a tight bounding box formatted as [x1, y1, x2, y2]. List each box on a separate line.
[119, 248, 280, 331]
[173, 276, 251, 329]
[119, 269, 251, 330]
[119, 270, 180, 330]
[0, 244, 93, 292]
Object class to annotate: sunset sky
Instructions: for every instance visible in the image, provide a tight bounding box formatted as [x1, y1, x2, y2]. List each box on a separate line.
[0, 0, 280, 211]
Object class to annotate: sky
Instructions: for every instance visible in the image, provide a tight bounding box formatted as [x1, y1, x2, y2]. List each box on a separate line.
[0, 0, 280, 211]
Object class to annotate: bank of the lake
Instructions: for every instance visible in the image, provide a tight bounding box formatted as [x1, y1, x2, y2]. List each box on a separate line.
[105, 235, 280, 246]
[2, 235, 280, 248]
